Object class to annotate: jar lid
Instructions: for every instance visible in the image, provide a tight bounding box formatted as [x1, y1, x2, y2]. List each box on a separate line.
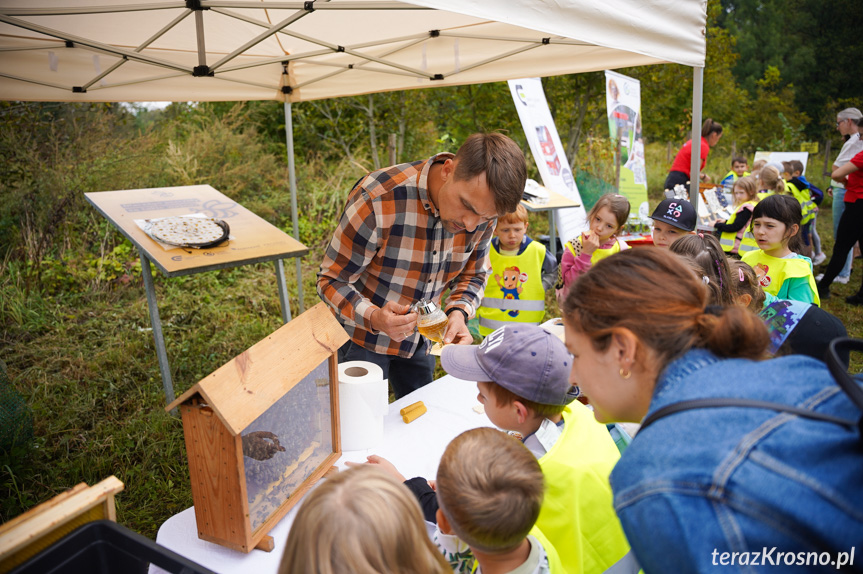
[412, 298, 438, 315]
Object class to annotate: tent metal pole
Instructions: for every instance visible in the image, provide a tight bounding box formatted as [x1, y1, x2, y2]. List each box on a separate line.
[286, 100, 305, 314]
[689, 66, 704, 209]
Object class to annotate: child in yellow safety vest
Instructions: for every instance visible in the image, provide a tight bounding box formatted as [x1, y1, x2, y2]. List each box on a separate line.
[756, 165, 785, 200]
[355, 325, 637, 574]
[478, 204, 557, 336]
[719, 155, 750, 188]
[741, 194, 820, 306]
[712, 175, 759, 258]
[555, 194, 630, 308]
[781, 160, 818, 259]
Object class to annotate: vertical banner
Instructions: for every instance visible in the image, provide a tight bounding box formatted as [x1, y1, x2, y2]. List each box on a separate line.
[605, 71, 648, 213]
[508, 78, 587, 246]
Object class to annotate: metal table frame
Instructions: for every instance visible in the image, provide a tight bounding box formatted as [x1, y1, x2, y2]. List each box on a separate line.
[86, 185, 308, 405]
[521, 188, 581, 261]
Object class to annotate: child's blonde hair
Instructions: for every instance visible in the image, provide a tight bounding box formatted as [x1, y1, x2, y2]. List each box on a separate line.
[750, 159, 767, 179]
[279, 465, 450, 574]
[498, 203, 529, 226]
[436, 427, 544, 554]
[758, 165, 785, 194]
[728, 260, 765, 311]
[586, 194, 631, 232]
[733, 176, 759, 204]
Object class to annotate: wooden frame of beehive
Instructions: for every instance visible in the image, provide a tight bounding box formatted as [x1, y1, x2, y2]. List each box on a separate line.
[166, 302, 348, 553]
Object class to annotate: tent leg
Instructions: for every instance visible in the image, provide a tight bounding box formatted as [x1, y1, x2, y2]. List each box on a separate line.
[285, 100, 305, 314]
[689, 66, 704, 208]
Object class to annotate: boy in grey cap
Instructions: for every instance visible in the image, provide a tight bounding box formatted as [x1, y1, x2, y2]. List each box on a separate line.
[440, 324, 634, 574]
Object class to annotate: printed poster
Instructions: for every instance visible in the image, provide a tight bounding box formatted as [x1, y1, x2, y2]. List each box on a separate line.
[509, 78, 587, 245]
[605, 71, 648, 211]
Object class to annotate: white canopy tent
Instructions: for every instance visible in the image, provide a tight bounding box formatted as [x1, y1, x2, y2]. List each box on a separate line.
[0, 0, 709, 302]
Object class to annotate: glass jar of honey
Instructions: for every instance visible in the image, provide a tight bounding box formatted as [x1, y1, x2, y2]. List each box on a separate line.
[412, 299, 448, 345]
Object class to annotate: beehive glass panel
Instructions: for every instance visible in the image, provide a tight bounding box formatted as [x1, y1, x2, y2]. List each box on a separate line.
[241, 359, 333, 531]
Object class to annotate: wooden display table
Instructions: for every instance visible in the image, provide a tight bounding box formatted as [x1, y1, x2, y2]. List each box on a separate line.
[86, 185, 308, 405]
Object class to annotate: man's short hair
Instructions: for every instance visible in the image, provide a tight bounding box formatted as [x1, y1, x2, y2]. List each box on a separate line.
[436, 428, 544, 554]
[454, 133, 527, 216]
[837, 108, 863, 121]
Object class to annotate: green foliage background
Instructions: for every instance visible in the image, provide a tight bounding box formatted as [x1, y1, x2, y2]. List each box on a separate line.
[1, 0, 861, 542]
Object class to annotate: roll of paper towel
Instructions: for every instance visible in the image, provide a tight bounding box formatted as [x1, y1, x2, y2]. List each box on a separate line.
[338, 361, 388, 451]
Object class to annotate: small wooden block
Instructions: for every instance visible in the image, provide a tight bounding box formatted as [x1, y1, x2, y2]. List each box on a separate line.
[255, 535, 275, 552]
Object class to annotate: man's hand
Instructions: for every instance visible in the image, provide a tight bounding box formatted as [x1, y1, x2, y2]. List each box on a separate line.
[443, 309, 472, 345]
[582, 231, 601, 255]
[345, 454, 406, 482]
[370, 301, 417, 342]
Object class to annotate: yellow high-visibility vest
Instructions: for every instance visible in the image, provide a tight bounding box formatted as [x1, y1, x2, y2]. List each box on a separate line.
[741, 250, 820, 306]
[479, 240, 546, 336]
[719, 200, 759, 255]
[785, 181, 817, 225]
[536, 404, 632, 574]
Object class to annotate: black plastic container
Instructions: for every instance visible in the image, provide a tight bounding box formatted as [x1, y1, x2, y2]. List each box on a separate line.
[11, 520, 216, 574]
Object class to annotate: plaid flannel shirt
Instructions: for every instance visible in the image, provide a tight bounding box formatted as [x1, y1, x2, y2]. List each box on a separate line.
[317, 153, 494, 357]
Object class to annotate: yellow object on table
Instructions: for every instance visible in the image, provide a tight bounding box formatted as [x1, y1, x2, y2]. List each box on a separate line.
[399, 401, 425, 416]
[402, 403, 427, 423]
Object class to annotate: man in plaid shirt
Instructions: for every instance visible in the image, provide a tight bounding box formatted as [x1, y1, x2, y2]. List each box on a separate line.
[318, 133, 526, 398]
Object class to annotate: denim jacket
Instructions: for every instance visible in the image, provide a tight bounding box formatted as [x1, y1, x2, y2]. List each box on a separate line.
[610, 349, 863, 573]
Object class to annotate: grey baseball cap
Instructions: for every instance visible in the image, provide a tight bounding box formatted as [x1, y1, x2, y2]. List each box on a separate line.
[440, 324, 578, 406]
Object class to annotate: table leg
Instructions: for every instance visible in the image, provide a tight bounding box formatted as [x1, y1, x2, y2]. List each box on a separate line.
[275, 259, 293, 324]
[548, 210, 557, 261]
[140, 252, 176, 406]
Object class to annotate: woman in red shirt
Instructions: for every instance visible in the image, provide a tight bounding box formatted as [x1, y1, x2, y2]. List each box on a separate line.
[664, 118, 723, 191]
[818, 134, 863, 305]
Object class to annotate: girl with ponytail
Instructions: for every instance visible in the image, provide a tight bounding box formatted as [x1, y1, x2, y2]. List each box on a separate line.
[559, 248, 862, 572]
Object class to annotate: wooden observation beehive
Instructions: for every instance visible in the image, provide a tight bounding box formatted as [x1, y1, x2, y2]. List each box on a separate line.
[166, 302, 348, 553]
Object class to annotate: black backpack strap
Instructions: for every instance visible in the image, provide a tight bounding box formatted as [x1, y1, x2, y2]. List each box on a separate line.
[640, 338, 863, 434]
[639, 397, 857, 433]
[826, 338, 863, 437]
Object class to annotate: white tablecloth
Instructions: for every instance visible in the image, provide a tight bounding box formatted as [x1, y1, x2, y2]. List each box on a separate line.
[152, 374, 491, 574]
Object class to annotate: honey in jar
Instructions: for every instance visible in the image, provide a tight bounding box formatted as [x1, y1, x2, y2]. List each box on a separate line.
[413, 299, 448, 344]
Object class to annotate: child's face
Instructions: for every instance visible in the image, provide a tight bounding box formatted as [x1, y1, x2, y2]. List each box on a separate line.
[476, 382, 517, 430]
[752, 216, 793, 253]
[496, 220, 528, 251]
[733, 187, 749, 204]
[589, 206, 621, 243]
[732, 161, 748, 177]
[652, 221, 689, 249]
[781, 171, 791, 181]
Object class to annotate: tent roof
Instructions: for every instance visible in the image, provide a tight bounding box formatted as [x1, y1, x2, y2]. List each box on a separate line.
[0, 0, 706, 103]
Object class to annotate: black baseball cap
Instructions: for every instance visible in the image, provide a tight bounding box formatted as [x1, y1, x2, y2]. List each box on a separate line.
[650, 198, 696, 232]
